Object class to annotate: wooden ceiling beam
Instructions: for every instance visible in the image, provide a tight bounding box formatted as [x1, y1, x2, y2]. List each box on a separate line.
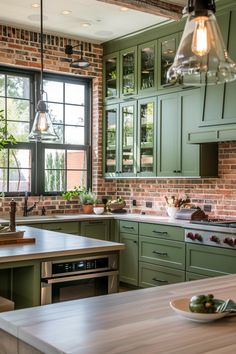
[97, 0, 183, 21]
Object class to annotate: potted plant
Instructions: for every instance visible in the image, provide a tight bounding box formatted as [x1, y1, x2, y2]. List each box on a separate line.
[79, 189, 97, 214]
[0, 110, 16, 151]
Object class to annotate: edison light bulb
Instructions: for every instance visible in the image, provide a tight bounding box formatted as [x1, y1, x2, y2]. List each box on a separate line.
[37, 112, 48, 132]
[191, 16, 210, 57]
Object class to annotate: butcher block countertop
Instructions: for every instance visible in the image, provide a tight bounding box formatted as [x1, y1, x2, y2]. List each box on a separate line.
[0, 226, 124, 263]
[1, 274, 236, 354]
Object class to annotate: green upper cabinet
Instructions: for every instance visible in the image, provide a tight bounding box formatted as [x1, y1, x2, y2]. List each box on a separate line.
[120, 46, 138, 99]
[158, 89, 218, 177]
[201, 11, 231, 127]
[157, 33, 181, 90]
[103, 52, 120, 102]
[137, 97, 157, 176]
[119, 101, 137, 177]
[104, 97, 157, 178]
[188, 8, 236, 143]
[138, 40, 157, 95]
[103, 104, 119, 178]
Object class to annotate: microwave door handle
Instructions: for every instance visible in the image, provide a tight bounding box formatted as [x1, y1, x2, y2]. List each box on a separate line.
[43, 270, 119, 284]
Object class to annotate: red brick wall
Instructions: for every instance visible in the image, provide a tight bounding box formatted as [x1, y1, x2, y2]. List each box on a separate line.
[1, 25, 236, 219]
[0, 24, 103, 215]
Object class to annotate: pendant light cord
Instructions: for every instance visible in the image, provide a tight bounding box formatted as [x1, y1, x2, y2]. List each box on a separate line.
[40, 0, 44, 97]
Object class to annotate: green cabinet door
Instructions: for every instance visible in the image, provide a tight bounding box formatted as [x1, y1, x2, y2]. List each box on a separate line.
[138, 40, 157, 95]
[119, 101, 137, 177]
[80, 220, 110, 241]
[103, 104, 119, 178]
[120, 46, 137, 99]
[120, 232, 139, 286]
[158, 92, 181, 176]
[137, 97, 157, 176]
[158, 89, 218, 177]
[103, 52, 120, 102]
[139, 261, 185, 288]
[186, 243, 236, 277]
[157, 32, 181, 90]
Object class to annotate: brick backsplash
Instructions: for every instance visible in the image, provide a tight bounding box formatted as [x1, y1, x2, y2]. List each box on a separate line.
[1, 25, 236, 219]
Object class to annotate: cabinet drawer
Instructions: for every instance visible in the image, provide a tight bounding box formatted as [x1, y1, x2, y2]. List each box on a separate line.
[139, 262, 185, 288]
[186, 244, 236, 276]
[119, 220, 138, 234]
[139, 235, 185, 270]
[41, 222, 79, 234]
[139, 222, 184, 241]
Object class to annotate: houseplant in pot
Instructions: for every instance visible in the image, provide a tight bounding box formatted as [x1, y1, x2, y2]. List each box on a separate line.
[78, 189, 97, 214]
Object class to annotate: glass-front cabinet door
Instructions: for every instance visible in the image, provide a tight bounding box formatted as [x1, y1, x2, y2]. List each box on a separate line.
[119, 102, 137, 176]
[138, 40, 157, 94]
[158, 33, 180, 89]
[103, 104, 119, 177]
[103, 52, 119, 101]
[120, 47, 137, 98]
[137, 97, 157, 176]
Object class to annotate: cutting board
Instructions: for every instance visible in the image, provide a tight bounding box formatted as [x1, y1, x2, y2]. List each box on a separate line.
[0, 237, 36, 245]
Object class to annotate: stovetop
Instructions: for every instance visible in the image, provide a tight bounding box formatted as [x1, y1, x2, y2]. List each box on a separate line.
[186, 219, 236, 248]
[190, 219, 236, 228]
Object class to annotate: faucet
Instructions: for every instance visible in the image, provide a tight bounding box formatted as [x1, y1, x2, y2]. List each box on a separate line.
[23, 192, 37, 217]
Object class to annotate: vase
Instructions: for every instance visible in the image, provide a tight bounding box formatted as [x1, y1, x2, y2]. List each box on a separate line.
[166, 206, 179, 220]
[82, 204, 93, 214]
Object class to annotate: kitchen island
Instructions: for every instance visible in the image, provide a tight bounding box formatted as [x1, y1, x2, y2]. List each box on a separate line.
[0, 226, 124, 309]
[0, 274, 236, 354]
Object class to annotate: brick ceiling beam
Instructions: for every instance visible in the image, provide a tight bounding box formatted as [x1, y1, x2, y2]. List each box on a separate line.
[96, 0, 183, 20]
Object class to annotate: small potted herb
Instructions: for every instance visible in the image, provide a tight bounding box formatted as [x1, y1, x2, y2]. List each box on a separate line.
[79, 189, 97, 214]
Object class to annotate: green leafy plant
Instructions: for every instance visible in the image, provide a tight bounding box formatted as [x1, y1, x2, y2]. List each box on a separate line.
[62, 186, 97, 205]
[0, 110, 16, 150]
[62, 186, 85, 201]
[79, 189, 97, 205]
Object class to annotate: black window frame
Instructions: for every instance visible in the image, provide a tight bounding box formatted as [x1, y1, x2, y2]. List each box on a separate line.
[0, 66, 92, 196]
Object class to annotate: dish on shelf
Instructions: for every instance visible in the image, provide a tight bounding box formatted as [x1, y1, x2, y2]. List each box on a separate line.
[170, 297, 227, 323]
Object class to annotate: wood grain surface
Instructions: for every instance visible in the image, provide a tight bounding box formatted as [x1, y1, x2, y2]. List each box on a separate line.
[1, 274, 236, 354]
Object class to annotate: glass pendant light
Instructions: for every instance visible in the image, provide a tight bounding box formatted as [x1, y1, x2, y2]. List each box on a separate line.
[167, 0, 236, 86]
[29, 0, 58, 141]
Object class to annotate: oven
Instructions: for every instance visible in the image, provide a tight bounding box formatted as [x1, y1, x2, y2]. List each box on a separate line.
[184, 220, 236, 278]
[41, 254, 119, 305]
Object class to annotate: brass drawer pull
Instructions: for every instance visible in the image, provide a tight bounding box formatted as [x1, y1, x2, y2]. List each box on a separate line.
[51, 228, 62, 231]
[122, 226, 134, 230]
[152, 278, 168, 284]
[152, 230, 168, 235]
[152, 250, 168, 256]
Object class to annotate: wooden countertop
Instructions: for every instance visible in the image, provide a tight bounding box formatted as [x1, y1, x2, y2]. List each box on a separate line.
[1, 274, 236, 354]
[0, 226, 124, 263]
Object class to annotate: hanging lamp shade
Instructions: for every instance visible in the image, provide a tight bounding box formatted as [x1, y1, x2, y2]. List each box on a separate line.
[167, 0, 236, 86]
[29, 0, 58, 141]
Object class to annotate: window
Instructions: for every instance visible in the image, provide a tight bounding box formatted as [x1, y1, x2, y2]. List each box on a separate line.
[0, 68, 91, 195]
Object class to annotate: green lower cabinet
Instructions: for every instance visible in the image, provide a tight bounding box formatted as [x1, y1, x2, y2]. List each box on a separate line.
[186, 244, 236, 277]
[139, 262, 185, 288]
[0, 260, 41, 309]
[120, 232, 138, 286]
[139, 222, 184, 241]
[42, 222, 79, 235]
[139, 235, 185, 270]
[185, 272, 209, 281]
[80, 220, 110, 240]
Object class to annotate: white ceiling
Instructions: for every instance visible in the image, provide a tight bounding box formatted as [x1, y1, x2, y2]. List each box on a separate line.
[0, 0, 179, 44]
